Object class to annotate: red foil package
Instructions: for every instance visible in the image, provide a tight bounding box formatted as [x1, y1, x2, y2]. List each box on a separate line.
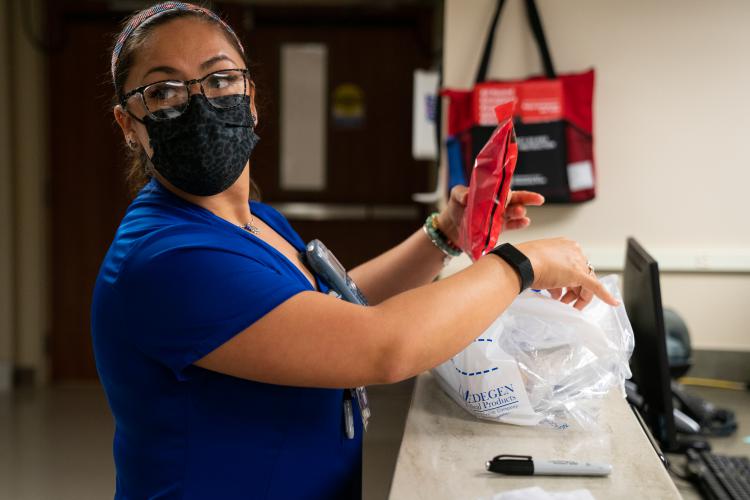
[459, 102, 518, 261]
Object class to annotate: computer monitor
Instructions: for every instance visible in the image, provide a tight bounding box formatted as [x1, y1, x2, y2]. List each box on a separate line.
[623, 237, 678, 451]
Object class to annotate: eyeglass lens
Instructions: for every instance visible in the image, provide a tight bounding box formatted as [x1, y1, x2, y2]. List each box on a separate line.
[139, 69, 248, 121]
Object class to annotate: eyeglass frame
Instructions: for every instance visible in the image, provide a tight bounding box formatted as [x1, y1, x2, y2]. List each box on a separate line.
[120, 67, 253, 123]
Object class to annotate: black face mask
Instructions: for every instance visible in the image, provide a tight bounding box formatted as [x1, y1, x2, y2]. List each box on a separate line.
[143, 94, 259, 196]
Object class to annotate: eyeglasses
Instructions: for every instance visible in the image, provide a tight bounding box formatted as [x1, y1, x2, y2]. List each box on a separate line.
[121, 68, 252, 122]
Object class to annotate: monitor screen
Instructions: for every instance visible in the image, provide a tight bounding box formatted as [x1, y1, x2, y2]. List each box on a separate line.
[623, 237, 677, 451]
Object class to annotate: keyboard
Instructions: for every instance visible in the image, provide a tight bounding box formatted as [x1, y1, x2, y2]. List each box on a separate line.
[686, 448, 750, 500]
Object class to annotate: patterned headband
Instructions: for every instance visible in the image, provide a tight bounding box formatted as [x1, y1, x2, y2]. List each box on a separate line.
[111, 2, 245, 86]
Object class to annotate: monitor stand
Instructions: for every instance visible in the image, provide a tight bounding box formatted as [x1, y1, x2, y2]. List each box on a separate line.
[672, 435, 711, 454]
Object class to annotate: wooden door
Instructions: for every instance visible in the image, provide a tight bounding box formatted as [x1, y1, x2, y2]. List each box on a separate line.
[244, 6, 435, 268]
[48, 6, 131, 380]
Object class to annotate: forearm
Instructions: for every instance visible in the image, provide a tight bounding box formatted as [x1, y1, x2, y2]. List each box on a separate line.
[196, 253, 519, 388]
[372, 254, 519, 383]
[348, 227, 449, 304]
[195, 236, 613, 388]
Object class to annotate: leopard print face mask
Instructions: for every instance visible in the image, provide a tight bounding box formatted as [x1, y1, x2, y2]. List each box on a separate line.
[144, 94, 259, 196]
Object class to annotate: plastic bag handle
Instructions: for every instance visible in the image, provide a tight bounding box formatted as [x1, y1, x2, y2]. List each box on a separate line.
[475, 0, 557, 83]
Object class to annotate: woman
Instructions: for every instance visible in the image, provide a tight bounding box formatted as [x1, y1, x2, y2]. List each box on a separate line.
[92, 3, 617, 499]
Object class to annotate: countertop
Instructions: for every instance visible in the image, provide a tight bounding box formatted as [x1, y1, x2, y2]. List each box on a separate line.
[388, 372, 681, 499]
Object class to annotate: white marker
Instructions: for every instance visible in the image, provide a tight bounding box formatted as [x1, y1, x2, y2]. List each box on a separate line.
[486, 455, 612, 476]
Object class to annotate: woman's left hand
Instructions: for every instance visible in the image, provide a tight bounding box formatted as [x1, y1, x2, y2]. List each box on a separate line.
[503, 190, 545, 230]
[436, 185, 469, 245]
[436, 188, 546, 246]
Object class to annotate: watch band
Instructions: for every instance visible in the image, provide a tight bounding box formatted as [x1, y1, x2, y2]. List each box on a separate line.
[488, 243, 534, 293]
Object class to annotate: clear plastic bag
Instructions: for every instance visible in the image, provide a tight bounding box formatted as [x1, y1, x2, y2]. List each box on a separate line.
[432, 275, 634, 430]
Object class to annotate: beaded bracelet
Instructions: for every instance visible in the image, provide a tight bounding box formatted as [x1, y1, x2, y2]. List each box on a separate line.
[423, 212, 462, 258]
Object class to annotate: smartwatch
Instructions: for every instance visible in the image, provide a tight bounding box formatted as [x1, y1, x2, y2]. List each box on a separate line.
[488, 243, 534, 293]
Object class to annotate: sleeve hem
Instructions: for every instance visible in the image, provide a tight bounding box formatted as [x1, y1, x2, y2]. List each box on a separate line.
[172, 285, 308, 381]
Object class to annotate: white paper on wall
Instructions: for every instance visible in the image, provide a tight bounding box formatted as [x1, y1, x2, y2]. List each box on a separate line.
[412, 69, 439, 161]
[280, 44, 328, 191]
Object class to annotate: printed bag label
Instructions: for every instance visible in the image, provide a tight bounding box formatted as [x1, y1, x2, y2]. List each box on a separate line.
[474, 80, 563, 125]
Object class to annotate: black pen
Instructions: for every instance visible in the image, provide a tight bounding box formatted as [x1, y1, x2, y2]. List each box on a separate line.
[486, 455, 612, 476]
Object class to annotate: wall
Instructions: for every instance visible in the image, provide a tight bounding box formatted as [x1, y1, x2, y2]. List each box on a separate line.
[0, 0, 49, 385]
[15, 0, 49, 382]
[443, 0, 750, 350]
[0, 0, 15, 390]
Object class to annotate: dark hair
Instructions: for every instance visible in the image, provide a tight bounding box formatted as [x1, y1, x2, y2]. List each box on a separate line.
[112, 6, 261, 199]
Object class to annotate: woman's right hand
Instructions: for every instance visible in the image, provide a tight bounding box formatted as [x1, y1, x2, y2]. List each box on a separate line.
[515, 238, 619, 310]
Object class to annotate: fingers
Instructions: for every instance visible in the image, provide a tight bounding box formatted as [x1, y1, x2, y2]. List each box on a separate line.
[581, 274, 620, 306]
[519, 237, 620, 308]
[560, 287, 580, 305]
[550, 270, 617, 309]
[504, 192, 540, 232]
[504, 204, 529, 231]
[505, 204, 527, 220]
[565, 260, 619, 308]
[573, 286, 594, 310]
[450, 185, 469, 206]
[504, 217, 530, 230]
[556, 282, 606, 310]
[509, 190, 545, 207]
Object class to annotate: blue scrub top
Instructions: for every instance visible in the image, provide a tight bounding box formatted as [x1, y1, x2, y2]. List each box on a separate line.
[91, 178, 362, 499]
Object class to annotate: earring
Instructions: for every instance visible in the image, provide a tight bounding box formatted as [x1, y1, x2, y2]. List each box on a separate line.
[126, 137, 138, 150]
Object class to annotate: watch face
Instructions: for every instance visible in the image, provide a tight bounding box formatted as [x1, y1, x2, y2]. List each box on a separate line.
[491, 243, 534, 292]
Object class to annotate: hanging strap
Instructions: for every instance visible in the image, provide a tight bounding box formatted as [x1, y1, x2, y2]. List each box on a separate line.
[524, 0, 556, 78]
[475, 0, 506, 84]
[475, 0, 557, 83]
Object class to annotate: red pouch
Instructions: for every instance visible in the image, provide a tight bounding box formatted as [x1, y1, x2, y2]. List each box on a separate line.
[459, 102, 518, 261]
